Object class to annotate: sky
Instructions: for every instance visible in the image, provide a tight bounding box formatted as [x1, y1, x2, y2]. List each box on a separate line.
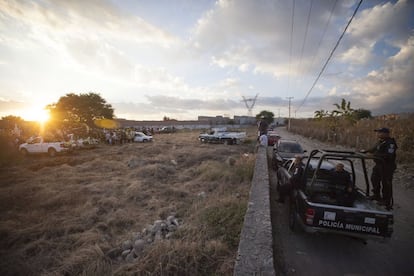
[0, 0, 413, 122]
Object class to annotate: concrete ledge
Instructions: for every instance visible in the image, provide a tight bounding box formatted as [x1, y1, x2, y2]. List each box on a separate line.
[234, 146, 275, 276]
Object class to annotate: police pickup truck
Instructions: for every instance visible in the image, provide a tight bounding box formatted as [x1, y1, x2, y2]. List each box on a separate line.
[277, 149, 393, 241]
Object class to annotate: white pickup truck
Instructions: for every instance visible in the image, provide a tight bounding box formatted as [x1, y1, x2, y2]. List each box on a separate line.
[199, 128, 247, 145]
[19, 136, 73, 157]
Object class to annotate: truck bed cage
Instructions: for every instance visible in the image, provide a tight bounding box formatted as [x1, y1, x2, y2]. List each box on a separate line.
[305, 149, 384, 197]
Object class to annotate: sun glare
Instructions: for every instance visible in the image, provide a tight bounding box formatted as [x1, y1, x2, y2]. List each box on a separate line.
[22, 107, 50, 123]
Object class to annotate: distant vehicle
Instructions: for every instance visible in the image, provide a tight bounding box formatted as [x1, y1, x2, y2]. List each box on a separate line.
[158, 126, 175, 133]
[267, 131, 281, 146]
[134, 132, 153, 143]
[74, 137, 100, 149]
[277, 149, 393, 241]
[199, 128, 246, 145]
[272, 139, 306, 170]
[19, 136, 73, 157]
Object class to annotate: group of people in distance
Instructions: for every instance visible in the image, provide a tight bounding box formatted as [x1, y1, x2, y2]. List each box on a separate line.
[269, 126, 397, 211]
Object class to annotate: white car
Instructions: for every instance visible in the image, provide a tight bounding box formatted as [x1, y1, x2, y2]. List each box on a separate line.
[133, 132, 153, 143]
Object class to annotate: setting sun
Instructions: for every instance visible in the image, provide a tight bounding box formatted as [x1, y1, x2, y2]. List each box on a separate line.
[21, 107, 50, 123]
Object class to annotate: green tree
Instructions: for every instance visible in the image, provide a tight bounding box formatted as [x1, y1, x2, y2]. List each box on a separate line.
[163, 116, 177, 121]
[353, 108, 372, 120]
[256, 110, 274, 125]
[332, 98, 354, 118]
[47, 93, 114, 129]
[314, 109, 329, 119]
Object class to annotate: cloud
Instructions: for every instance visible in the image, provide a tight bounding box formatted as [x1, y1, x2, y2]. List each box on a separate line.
[113, 94, 247, 120]
[339, 45, 373, 65]
[190, 0, 362, 78]
[347, 0, 413, 44]
[145, 94, 242, 111]
[1, 0, 413, 121]
[354, 35, 414, 113]
[0, 98, 30, 118]
[0, 0, 177, 45]
[0, 0, 181, 81]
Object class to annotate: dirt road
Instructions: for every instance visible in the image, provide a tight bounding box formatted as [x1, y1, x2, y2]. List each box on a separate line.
[270, 127, 414, 276]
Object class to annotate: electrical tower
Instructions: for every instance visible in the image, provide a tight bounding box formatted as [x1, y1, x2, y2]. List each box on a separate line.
[241, 94, 258, 116]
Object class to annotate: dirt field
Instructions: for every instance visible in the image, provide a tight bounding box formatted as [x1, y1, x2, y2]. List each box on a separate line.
[0, 128, 258, 275]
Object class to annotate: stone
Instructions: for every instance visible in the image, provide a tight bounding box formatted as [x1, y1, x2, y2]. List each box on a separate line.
[121, 240, 132, 251]
[133, 239, 145, 254]
[121, 249, 131, 259]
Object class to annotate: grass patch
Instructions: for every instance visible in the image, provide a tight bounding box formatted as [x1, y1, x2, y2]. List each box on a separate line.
[0, 128, 257, 275]
[199, 200, 247, 249]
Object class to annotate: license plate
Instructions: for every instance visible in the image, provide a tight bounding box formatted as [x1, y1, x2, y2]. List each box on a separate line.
[364, 217, 376, 224]
[324, 211, 336, 221]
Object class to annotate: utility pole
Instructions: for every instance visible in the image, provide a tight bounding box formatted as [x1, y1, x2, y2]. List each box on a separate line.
[286, 97, 293, 131]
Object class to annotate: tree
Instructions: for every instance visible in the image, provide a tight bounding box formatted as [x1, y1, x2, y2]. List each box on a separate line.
[255, 110, 274, 125]
[353, 108, 372, 120]
[163, 116, 177, 121]
[314, 109, 329, 119]
[0, 115, 24, 130]
[47, 93, 114, 129]
[332, 98, 354, 118]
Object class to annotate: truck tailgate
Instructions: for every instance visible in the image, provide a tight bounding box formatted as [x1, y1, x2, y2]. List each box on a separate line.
[308, 204, 393, 238]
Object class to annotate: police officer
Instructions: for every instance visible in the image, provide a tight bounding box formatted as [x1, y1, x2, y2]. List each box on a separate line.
[365, 127, 397, 209]
[277, 155, 304, 203]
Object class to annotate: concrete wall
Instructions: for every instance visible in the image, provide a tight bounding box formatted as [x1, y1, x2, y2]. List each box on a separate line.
[233, 146, 275, 276]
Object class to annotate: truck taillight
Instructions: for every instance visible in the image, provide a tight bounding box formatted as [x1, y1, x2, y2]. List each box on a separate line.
[305, 208, 315, 224]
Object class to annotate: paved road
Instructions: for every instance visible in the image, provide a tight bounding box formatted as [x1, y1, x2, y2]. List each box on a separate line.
[270, 127, 414, 276]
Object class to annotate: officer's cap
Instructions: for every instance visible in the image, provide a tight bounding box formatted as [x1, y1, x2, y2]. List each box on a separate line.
[374, 127, 390, 133]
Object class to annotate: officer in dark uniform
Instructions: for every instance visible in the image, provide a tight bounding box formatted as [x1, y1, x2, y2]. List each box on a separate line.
[277, 155, 304, 203]
[365, 127, 397, 209]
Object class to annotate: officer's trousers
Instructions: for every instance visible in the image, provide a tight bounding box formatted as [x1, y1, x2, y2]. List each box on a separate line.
[371, 165, 394, 205]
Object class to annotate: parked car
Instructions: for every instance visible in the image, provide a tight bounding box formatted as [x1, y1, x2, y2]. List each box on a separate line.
[199, 128, 246, 145]
[272, 139, 306, 170]
[267, 131, 281, 146]
[158, 126, 175, 133]
[133, 132, 153, 142]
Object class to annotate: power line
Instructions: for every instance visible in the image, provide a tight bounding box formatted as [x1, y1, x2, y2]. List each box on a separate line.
[295, 0, 364, 113]
[306, 0, 338, 77]
[297, 0, 314, 77]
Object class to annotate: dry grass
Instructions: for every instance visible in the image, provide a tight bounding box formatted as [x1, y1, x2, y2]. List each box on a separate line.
[0, 128, 257, 275]
[290, 114, 414, 163]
